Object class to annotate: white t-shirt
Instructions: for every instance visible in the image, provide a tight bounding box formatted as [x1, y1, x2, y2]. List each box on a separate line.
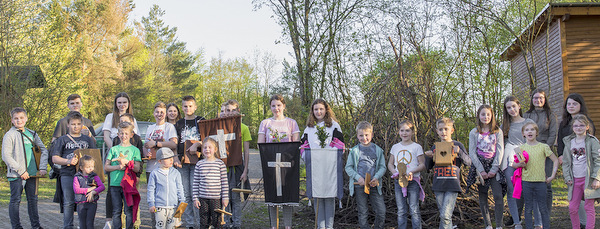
[145, 122, 177, 172]
[102, 113, 140, 139]
[302, 121, 342, 149]
[390, 142, 424, 177]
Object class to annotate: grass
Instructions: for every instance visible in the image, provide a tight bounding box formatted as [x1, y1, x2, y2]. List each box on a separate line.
[0, 163, 148, 206]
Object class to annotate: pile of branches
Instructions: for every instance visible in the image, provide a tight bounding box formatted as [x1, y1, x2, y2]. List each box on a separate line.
[296, 37, 502, 228]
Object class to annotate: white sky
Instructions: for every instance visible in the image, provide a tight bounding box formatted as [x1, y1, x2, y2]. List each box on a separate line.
[130, 0, 291, 63]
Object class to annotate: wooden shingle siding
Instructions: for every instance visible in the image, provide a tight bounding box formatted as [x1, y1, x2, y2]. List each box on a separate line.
[565, 16, 600, 130]
[511, 20, 564, 120]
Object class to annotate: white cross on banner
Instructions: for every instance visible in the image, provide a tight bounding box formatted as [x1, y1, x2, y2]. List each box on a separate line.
[209, 129, 236, 159]
[267, 153, 292, 196]
[197, 116, 242, 167]
[258, 141, 300, 204]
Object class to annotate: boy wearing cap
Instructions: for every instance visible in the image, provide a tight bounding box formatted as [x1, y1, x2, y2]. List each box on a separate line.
[147, 147, 185, 229]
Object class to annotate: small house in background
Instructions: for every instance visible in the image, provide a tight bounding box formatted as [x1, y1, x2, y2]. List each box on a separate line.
[501, 3, 600, 137]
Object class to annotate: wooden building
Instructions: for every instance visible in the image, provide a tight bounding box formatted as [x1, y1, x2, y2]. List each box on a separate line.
[501, 3, 600, 135]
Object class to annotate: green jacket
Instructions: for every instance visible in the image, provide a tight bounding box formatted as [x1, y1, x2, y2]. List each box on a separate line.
[345, 143, 386, 196]
[562, 134, 600, 200]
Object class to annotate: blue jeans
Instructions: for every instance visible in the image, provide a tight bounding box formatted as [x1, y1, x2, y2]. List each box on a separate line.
[355, 186, 385, 229]
[61, 175, 76, 229]
[313, 198, 335, 228]
[178, 163, 199, 228]
[477, 177, 504, 227]
[522, 181, 550, 229]
[434, 191, 458, 229]
[226, 166, 242, 227]
[111, 186, 133, 229]
[395, 180, 421, 229]
[9, 178, 41, 229]
[505, 167, 542, 226]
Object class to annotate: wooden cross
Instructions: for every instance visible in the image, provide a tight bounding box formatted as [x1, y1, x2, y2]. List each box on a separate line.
[209, 129, 236, 159]
[267, 153, 291, 196]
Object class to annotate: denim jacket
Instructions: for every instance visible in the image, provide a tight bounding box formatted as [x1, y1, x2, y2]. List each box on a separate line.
[345, 143, 386, 196]
[147, 166, 185, 208]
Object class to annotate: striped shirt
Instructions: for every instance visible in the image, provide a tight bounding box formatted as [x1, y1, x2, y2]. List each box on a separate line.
[192, 159, 229, 200]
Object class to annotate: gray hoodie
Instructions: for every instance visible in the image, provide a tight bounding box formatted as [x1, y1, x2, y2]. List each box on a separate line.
[2, 127, 49, 178]
[147, 166, 185, 208]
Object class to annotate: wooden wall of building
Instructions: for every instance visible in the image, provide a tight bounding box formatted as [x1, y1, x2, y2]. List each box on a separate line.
[510, 19, 564, 122]
[564, 15, 600, 132]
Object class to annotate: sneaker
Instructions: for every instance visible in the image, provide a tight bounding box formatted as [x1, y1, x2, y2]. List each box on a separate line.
[506, 218, 515, 227]
[496, 227, 503, 229]
[103, 222, 112, 229]
[486, 226, 493, 229]
[515, 225, 523, 229]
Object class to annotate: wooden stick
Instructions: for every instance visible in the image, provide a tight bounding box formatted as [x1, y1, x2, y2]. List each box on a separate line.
[276, 205, 279, 229]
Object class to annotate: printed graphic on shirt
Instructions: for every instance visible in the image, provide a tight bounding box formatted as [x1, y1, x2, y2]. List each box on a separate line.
[64, 141, 90, 159]
[572, 147, 586, 160]
[477, 133, 496, 152]
[433, 166, 459, 179]
[395, 149, 413, 165]
[180, 125, 200, 142]
[149, 129, 165, 141]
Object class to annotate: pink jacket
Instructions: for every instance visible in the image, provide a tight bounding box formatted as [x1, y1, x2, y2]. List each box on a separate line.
[512, 150, 529, 199]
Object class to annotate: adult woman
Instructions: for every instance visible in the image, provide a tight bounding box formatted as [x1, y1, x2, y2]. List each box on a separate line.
[102, 92, 139, 149]
[166, 102, 182, 125]
[258, 95, 300, 229]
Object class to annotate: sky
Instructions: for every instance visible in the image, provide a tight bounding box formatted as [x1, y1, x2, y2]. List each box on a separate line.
[130, 0, 292, 64]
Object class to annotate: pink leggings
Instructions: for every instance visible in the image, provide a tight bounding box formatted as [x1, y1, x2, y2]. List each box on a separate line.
[569, 177, 596, 229]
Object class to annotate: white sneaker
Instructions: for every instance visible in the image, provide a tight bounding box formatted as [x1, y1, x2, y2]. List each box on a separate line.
[486, 226, 493, 229]
[515, 224, 523, 229]
[103, 221, 112, 229]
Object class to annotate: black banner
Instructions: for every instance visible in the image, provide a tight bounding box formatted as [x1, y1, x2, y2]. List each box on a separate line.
[258, 141, 301, 204]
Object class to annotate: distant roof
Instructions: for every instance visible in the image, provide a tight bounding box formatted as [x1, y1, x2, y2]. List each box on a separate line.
[500, 3, 600, 60]
[0, 66, 46, 89]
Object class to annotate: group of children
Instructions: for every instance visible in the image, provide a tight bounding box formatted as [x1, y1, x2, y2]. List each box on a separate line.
[3, 89, 600, 229]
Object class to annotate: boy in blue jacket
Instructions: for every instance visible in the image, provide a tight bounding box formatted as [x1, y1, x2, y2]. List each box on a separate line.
[147, 147, 185, 229]
[345, 121, 386, 229]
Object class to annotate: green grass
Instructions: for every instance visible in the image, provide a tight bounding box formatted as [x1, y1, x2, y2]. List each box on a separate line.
[0, 176, 57, 205]
[0, 163, 148, 206]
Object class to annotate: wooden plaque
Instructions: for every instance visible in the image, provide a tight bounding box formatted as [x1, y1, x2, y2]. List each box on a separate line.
[29, 147, 46, 178]
[74, 149, 105, 182]
[434, 142, 455, 166]
[183, 140, 201, 164]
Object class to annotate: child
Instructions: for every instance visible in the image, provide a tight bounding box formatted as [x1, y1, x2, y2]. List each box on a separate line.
[73, 155, 105, 229]
[2, 107, 48, 229]
[302, 98, 343, 229]
[52, 111, 97, 229]
[192, 137, 229, 229]
[52, 94, 95, 142]
[387, 120, 424, 229]
[175, 95, 205, 228]
[513, 120, 558, 229]
[561, 114, 600, 229]
[147, 147, 185, 229]
[522, 89, 557, 227]
[257, 94, 300, 229]
[345, 121, 386, 229]
[466, 104, 505, 229]
[220, 99, 252, 229]
[144, 102, 178, 227]
[104, 122, 142, 229]
[501, 96, 535, 228]
[424, 118, 470, 229]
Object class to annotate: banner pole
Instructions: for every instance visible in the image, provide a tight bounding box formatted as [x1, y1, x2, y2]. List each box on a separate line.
[276, 205, 280, 228]
[314, 199, 319, 229]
